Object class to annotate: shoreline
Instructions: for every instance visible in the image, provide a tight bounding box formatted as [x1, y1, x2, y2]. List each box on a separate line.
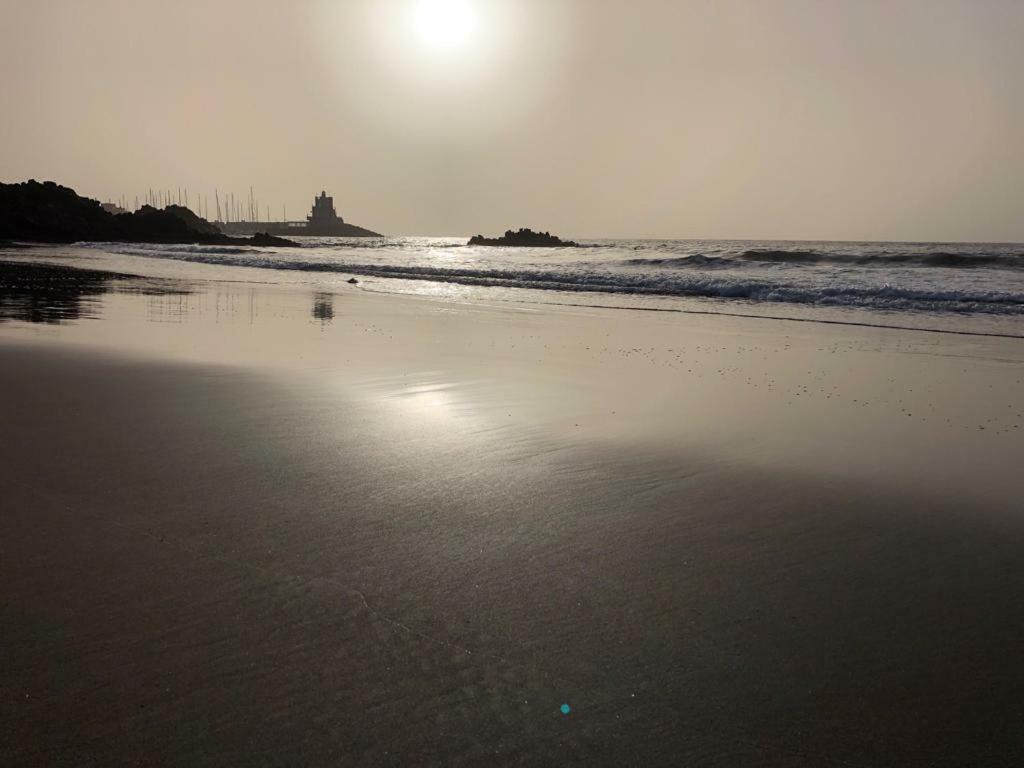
[5, 250, 1024, 341]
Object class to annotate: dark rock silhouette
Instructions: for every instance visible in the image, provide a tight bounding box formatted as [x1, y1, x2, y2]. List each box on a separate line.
[117, 205, 223, 243]
[468, 228, 578, 247]
[0, 180, 301, 247]
[0, 180, 116, 243]
[250, 232, 302, 247]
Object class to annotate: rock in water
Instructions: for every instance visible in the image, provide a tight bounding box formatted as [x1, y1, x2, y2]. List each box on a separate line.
[250, 232, 301, 247]
[468, 228, 578, 247]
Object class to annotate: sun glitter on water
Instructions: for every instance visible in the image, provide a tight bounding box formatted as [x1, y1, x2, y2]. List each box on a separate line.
[412, 0, 478, 52]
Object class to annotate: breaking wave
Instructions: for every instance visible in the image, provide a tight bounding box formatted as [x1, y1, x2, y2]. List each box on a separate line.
[627, 249, 1024, 269]
[105, 243, 1024, 316]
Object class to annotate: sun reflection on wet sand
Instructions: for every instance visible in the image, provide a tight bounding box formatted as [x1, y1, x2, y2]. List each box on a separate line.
[2, 258, 1022, 506]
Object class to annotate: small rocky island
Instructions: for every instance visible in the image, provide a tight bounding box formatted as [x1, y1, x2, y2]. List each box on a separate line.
[468, 228, 578, 247]
[0, 180, 300, 247]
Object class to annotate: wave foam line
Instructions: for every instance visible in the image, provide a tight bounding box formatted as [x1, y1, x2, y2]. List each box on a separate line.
[102, 246, 1024, 316]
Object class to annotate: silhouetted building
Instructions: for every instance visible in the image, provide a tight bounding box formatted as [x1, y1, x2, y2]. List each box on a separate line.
[306, 191, 349, 235]
[309, 191, 343, 225]
[219, 189, 381, 237]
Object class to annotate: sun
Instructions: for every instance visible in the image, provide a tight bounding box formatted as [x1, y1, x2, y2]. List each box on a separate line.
[412, 0, 478, 53]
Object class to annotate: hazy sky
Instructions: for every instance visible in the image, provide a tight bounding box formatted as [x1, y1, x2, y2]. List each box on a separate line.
[2, 0, 1022, 240]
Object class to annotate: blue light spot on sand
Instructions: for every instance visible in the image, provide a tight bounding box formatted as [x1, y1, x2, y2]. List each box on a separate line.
[560, 703, 571, 715]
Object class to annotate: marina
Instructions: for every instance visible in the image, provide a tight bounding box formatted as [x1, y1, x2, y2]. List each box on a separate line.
[102, 188, 382, 237]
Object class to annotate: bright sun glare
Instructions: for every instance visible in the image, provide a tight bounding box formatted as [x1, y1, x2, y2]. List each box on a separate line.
[412, 0, 478, 52]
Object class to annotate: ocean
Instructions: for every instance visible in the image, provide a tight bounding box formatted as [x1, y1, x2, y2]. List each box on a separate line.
[16, 237, 1024, 337]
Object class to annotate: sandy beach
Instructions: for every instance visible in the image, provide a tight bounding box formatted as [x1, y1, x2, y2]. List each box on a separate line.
[5, 0, 1024, 762]
[1, 258, 1022, 766]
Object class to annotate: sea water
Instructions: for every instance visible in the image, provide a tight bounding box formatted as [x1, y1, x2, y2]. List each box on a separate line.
[42, 237, 1024, 337]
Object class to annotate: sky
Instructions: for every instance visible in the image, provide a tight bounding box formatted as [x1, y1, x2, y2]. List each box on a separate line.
[1, 0, 1022, 240]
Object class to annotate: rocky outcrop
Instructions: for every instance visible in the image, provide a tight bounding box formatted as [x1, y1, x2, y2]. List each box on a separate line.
[0, 180, 117, 243]
[468, 228, 578, 247]
[249, 232, 303, 247]
[116, 204, 224, 243]
[0, 180, 301, 247]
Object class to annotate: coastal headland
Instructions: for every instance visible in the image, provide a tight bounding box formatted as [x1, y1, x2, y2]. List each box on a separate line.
[0, 180, 300, 247]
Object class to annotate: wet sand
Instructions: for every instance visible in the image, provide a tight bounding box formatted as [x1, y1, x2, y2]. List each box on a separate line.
[2, 262, 1023, 766]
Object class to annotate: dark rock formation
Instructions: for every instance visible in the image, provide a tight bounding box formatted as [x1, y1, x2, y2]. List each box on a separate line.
[116, 205, 224, 243]
[0, 180, 117, 243]
[0, 180, 301, 247]
[250, 232, 302, 248]
[468, 228, 578, 247]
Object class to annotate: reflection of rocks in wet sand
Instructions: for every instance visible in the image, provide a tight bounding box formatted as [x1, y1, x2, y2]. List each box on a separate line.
[312, 292, 335, 325]
[468, 228, 578, 247]
[0, 261, 120, 324]
[0, 261, 191, 325]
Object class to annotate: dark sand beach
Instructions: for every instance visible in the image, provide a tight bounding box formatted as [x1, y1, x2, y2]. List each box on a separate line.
[2, 260, 1024, 766]
[6, 0, 1024, 762]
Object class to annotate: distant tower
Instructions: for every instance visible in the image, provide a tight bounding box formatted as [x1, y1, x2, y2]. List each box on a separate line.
[307, 190, 345, 232]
